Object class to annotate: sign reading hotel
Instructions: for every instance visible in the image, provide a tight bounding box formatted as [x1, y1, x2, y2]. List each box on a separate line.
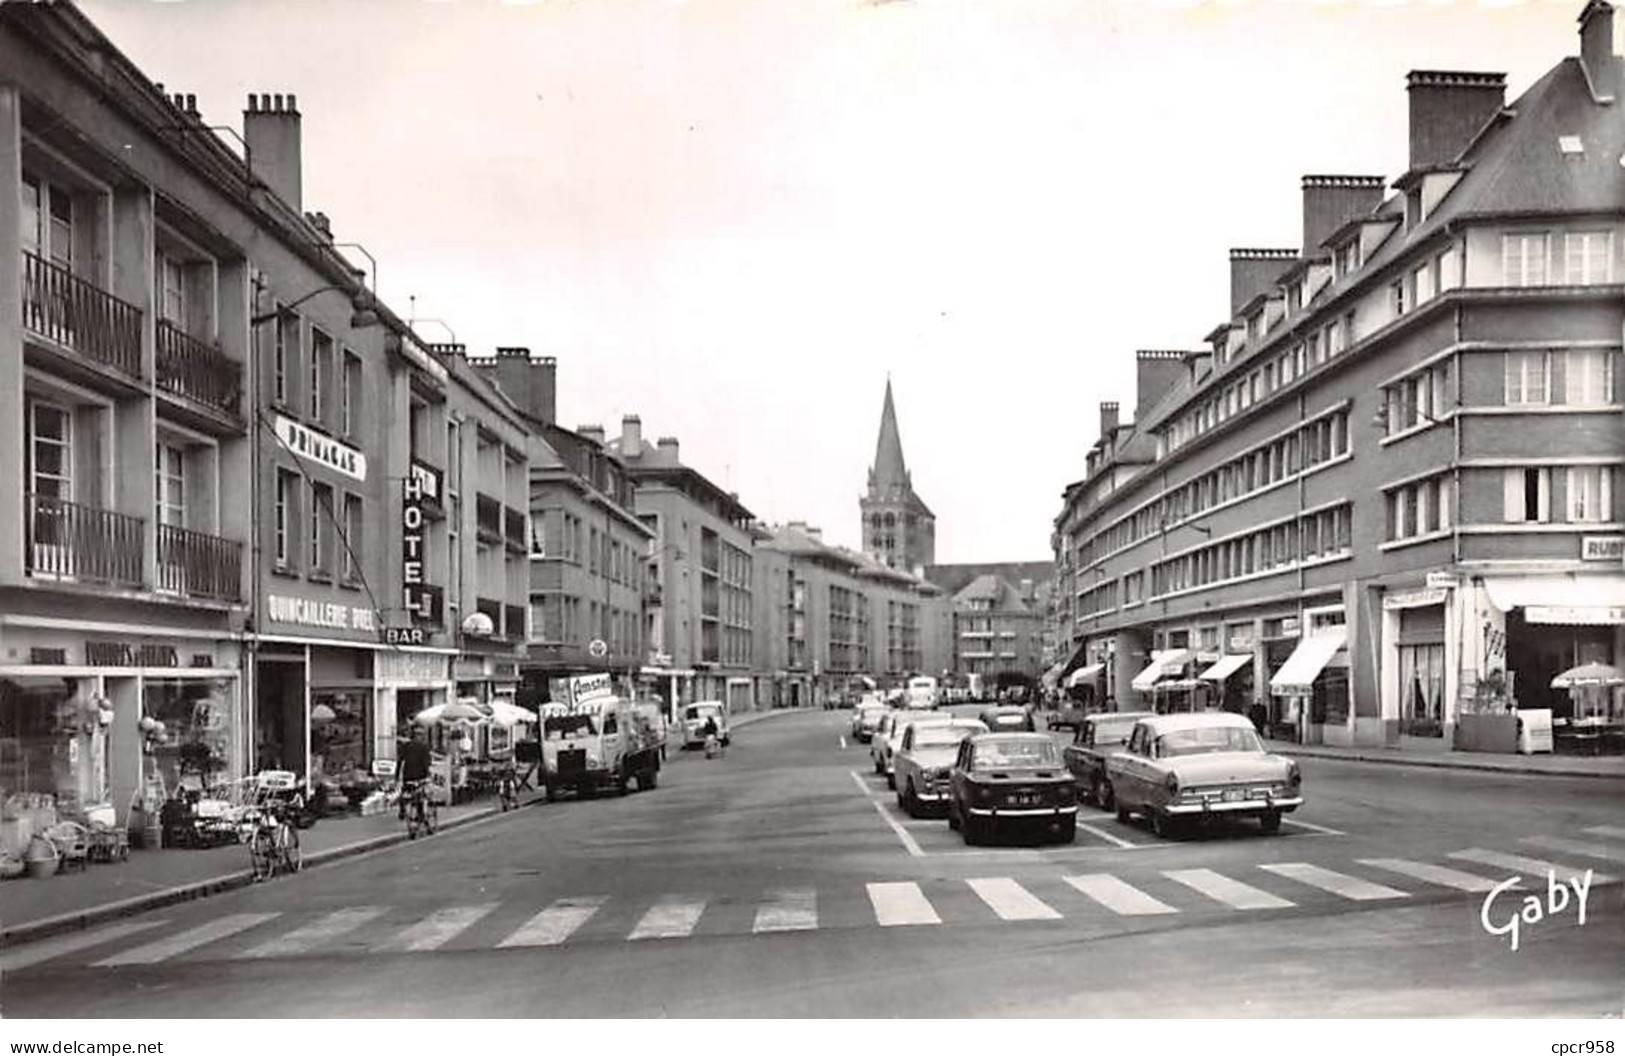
[410, 458, 442, 505]
[273, 415, 367, 482]
[401, 475, 441, 623]
[267, 593, 377, 632]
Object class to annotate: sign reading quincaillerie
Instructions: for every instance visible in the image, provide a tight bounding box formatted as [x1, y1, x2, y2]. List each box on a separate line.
[274, 415, 367, 482]
[268, 593, 377, 632]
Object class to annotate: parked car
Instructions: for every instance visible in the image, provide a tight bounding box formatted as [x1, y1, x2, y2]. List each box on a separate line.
[978, 705, 1036, 733]
[852, 702, 888, 742]
[879, 711, 955, 789]
[1106, 712, 1303, 838]
[892, 719, 987, 817]
[904, 676, 940, 710]
[870, 711, 902, 772]
[1062, 710, 1154, 809]
[947, 733, 1077, 845]
[681, 701, 731, 749]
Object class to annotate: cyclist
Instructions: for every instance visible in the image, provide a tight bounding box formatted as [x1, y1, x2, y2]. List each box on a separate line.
[398, 726, 432, 820]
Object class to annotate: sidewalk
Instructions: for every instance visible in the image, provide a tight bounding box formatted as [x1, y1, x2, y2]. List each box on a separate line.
[0, 794, 535, 949]
[1266, 737, 1625, 779]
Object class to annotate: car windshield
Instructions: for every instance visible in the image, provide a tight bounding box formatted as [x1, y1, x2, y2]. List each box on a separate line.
[972, 740, 1058, 769]
[1094, 719, 1139, 744]
[913, 725, 977, 748]
[1155, 726, 1264, 757]
[990, 711, 1027, 725]
[543, 715, 596, 739]
[685, 707, 719, 721]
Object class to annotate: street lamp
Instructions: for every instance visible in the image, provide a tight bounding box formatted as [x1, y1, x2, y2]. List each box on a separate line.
[250, 283, 379, 329]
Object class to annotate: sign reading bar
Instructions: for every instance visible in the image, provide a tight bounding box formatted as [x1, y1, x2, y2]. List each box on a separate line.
[384, 626, 427, 646]
[268, 593, 377, 632]
[1580, 535, 1625, 562]
[273, 415, 367, 482]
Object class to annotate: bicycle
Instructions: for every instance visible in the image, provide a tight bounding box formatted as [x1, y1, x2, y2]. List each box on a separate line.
[247, 797, 302, 881]
[402, 779, 439, 839]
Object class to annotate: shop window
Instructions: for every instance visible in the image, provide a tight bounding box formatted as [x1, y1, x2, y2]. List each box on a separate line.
[144, 679, 236, 796]
[0, 677, 107, 814]
[310, 691, 369, 788]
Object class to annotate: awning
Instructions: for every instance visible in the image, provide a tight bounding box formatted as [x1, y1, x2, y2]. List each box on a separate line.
[1040, 662, 1065, 689]
[1131, 649, 1195, 691]
[1066, 663, 1105, 688]
[1199, 654, 1252, 683]
[1269, 630, 1347, 694]
[1482, 574, 1625, 625]
[1153, 678, 1204, 693]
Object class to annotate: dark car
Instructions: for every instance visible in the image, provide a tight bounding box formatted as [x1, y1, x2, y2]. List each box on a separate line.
[978, 705, 1036, 733]
[947, 733, 1077, 845]
[1062, 710, 1154, 810]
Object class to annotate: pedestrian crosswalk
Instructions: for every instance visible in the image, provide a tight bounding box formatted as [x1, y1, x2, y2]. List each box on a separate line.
[11, 834, 1619, 974]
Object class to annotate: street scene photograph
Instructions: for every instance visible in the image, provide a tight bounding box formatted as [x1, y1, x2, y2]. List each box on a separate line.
[0, 0, 1622, 1039]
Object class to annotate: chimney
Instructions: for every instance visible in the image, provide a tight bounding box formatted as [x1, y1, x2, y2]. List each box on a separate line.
[243, 92, 302, 211]
[1098, 401, 1120, 441]
[577, 424, 606, 446]
[1405, 71, 1506, 172]
[1228, 249, 1298, 315]
[1135, 350, 1187, 424]
[304, 211, 332, 240]
[620, 415, 643, 459]
[1580, 1, 1618, 95]
[477, 348, 556, 425]
[656, 437, 680, 465]
[1301, 175, 1385, 254]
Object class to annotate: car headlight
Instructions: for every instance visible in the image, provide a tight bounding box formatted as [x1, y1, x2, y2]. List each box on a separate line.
[1287, 762, 1301, 787]
[1165, 773, 1180, 796]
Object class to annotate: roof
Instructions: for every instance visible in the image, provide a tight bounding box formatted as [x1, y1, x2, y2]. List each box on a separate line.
[866, 380, 935, 518]
[926, 561, 1053, 596]
[1138, 712, 1257, 734]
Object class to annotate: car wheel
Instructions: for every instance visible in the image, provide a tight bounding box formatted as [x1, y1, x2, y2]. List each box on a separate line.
[1115, 803, 1131, 824]
[1149, 809, 1175, 839]
[961, 815, 982, 846]
[1098, 779, 1116, 812]
[1088, 774, 1103, 805]
[885, 772, 895, 791]
[947, 800, 961, 831]
[1259, 810, 1283, 835]
[1055, 815, 1077, 844]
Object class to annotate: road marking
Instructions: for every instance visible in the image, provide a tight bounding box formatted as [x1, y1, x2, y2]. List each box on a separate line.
[0, 919, 167, 972]
[1076, 819, 1139, 849]
[237, 907, 387, 959]
[629, 897, 707, 941]
[866, 881, 941, 927]
[95, 913, 281, 966]
[753, 889, 818, 933]
[1521, 834, 1625, 865]
[1280, 817, 1345, 836]
[1063, 873, 1178, 915]
[1356, 858, 1504, 894]
[1259, 863, 1407, 901]
[1163, 868, 1295, 910]
[1583, 825, 1625, 841]
[849, 770, 875, 796]
[374, 904, 499, 952]
[497, 896, 608, 948]
[839, 735, 847, 750]
[966, 877, 1062, 921]
[1447, 849, 1615, 885]
[870, 801, 925, 858]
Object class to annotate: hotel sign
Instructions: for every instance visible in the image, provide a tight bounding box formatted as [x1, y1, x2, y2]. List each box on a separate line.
[410, 458, 443, 505]
[268, 593, 377, 632]
[1580, 535, 1625, 562]
[402, 475, 440, 623]
[273, 415, 367, 482]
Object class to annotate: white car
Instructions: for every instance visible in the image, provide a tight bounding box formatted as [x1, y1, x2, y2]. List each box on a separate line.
[870, 711, 903, 774]
[682, 701, 730, 749]
[880, 711, 956, 789]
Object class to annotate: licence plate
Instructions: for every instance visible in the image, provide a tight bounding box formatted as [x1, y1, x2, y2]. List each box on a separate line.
[1008, 794, 1040, 807]
[1222, 788, 1246, 802]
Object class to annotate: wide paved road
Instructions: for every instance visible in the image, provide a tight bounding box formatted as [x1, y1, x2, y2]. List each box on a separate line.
[4, 709, 1622, 1017]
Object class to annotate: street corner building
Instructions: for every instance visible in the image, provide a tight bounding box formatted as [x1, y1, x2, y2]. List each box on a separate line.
[1051, 2, 1625, 755]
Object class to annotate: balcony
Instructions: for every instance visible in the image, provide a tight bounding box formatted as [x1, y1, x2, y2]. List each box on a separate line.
[503, 507, 527, 556]
[21, 252, 143, 380]
[156, 524, 243, 602]
[26, 493, 144, 588]
[156, 320, 242, 419]
[475, 494, 503, 546]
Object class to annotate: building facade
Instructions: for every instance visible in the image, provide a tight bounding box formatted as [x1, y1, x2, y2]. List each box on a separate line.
[861, 379, 936, 573]
[951, 575, 1046, 685]
[1054, 4, 1624, 750]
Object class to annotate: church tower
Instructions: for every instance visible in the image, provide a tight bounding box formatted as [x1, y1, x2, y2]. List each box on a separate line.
[861, 379, 935, 572]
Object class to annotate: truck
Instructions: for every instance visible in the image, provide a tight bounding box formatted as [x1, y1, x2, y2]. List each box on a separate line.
[540, 693, 664, 801]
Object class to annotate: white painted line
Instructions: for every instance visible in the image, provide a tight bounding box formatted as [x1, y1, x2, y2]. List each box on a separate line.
[849, 770, 876, 796]
[753, 889, 818, 934]
[629, 897, 707, 941]
[1, 919, 167, 972]
[1522, 834, 1625, 865]
[1163, 868, 1295, 910]
[967, 877, 1062, 921]
[1448, 848, 1615, 886]
[839, 735, 847, 750]
[1280, 816, 1345, 836]
[1357, 858, 1504, 894]
[1064, 873, 1178, 916]
[237, 907, 387, 959]
[497, 896, 608, 948]
[1259, 862, 1407, 901]
[1583, 825, 1625, 841]
[871, 801, 926, 858]
[1076, 819, 1138, 849]
[866, 881, 941, 927]
[95, 912, 280, 966]
[375, 904, 499, 952]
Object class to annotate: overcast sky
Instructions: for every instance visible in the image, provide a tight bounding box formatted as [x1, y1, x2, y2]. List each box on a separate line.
[82, 0, 1595, 562]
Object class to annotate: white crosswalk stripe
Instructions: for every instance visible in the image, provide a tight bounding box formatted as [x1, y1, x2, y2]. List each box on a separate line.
[95, 913, 280, 967]
[967, 877, 1061, 921]
[1164, 868, 1295, 910]
[1521, 834, 1625, 865]
[867, 881, 941, 927]
[1448, 848, 1615, 885]
[630, 897, 707, 941]
[1357, 858, 1504, 894]
[1583, 825, 1625, 841]
[1259, 863, 1407, 901]
[238, 907, 387, 959]
[0, 919, 167, 973]
[372, 904, 498, 953]
[1064, 873, 1178, 916]
[753, 889, 817, 933]
[497, 896, 606, 948]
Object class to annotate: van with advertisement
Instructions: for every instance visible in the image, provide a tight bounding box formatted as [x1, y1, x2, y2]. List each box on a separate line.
[540, 674, 663, 800]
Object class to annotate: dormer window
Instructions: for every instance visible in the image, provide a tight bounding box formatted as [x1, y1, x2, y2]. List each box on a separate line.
[1336, 240, 1359, 278]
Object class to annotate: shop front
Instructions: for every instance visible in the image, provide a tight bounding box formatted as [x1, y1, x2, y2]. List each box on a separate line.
[1267, 607, 1350, 745]
[1130, 648, 1196, 712]
[376, 649, 455, 763]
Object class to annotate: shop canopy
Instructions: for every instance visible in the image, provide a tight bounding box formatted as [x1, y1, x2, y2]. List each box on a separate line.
[486, 700, 539, 727]
[1482, 574, 1625, 625]
[1040, 662, 1065, 689]
[1131, 649, 1195, 691]
[1066, 663, 1105, 688]
[1199, 654, 1252, 683]
[1268, 630, 1347, 695]
[1152, 678, 1204, 693]
[1550, 662, 1624, 689]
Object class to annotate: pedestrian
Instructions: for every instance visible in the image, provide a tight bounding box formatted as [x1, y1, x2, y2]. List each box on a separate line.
[398, 726, 432, 819]
[702, 714, 721, 759]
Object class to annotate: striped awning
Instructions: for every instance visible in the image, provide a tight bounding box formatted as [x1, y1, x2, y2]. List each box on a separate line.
[1066, 663, 1105, 688]
[1131, 649, 1195, 691]
[1199, 654, 1252, 683]
[1269, 630, 1346, 694]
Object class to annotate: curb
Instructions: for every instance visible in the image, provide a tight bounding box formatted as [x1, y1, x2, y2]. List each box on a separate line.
[1284, 746, 1625, 780]
[0, 798, 533, 951]
[729, 708, 811, 730]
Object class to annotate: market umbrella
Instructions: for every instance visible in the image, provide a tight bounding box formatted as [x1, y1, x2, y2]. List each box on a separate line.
[487, 700, 538, 728]
[412, 700, 489, 726]
[310, 703, 337, 724]
[1549, 662, 1625, 689]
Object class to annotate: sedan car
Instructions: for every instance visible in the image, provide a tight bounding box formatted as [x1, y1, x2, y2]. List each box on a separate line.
[892, 719, 987, 817]
[851, 702, 888, 743]
[978, 705, 1036, 733]
[1106, 712, 1302, 838]
[1061, 710, 1154, 809]
[879, 711, 954, 789]
[947, 733, 1077, 845]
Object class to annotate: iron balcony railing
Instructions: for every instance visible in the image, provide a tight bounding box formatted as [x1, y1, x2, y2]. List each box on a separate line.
[156, 523, 243, 602]
[21, 252, 143, 379]
[26, 493, 145, 587]
[156, 320, 242, 418]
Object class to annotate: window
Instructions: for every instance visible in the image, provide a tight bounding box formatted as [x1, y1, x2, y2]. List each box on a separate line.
[158, 254, 185, 325]
[1502, 232, 1549, 287]
[22, 176, 75, 270]
[341, 351, 361, 437]
[155, 442, 186, 528]
[1390, 279, 1406, 318]
[1565, 231, 1612, 285]
[273, 312, 294, 406]
[309, 329, 332, 423]
[1565, 349, 1614, 406]
[1400, 644, 1446, 724]
[1439, 246, 1460, 292]
[1566, 467, 1613, 524]
[1504, 351, 1549, 405]
[1387, 477, 1450, 541]
[274, 469, 299, 568]
[1414, 262, 1434, 306]
[28, 402, 73, 501]
[1503, 467, 1551, 523]
[342, 493, 363, 581]
[309, 481, 332, 573]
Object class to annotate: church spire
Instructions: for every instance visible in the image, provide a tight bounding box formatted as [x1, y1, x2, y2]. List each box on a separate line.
[871, 376, 909, 496]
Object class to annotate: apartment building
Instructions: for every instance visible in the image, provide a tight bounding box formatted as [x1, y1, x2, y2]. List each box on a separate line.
[1054, 2, 1623, 751]
[951, 575, 1046, 685]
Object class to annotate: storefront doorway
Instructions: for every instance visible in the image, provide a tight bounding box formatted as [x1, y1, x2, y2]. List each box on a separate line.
[254, 659, 306, 775]
[1506, 610, 1615, 719]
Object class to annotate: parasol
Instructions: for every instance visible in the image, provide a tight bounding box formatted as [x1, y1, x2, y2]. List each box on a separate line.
[412, 700, 490, 726]
[487, 700, 539, 728]
[1549, 662, 1624, 689]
